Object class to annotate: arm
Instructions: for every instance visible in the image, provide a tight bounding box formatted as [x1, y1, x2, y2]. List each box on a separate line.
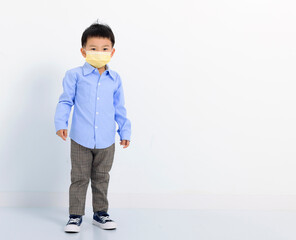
[113, 74, 131, 141]
[54, 70, 77, 133]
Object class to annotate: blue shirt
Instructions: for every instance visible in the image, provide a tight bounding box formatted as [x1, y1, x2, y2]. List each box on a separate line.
[54, 62, 131, 149]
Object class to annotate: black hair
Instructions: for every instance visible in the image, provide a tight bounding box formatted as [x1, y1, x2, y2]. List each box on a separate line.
[81, 20, 115, 48]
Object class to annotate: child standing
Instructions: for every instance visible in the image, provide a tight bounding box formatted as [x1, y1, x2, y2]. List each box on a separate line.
[54, 22, 131, 233]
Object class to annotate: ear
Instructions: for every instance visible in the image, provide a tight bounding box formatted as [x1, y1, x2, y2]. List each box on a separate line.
[111, 48, 115, 57]
[81, 48, 86, 58]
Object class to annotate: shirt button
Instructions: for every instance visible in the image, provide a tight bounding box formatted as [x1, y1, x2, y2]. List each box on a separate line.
[97, 97, 99, 100]
[96, 112, 99, 115]
[95, 126, 98, 129]
[98, 82, 101, 85]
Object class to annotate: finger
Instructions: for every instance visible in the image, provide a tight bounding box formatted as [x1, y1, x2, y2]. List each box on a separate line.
[62, 130, 66, 140]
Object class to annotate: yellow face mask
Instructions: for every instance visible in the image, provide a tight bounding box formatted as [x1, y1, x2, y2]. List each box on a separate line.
[85, 51, 112, 68]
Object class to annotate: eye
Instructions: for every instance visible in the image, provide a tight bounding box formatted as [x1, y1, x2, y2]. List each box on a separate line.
[103, 48, 108, 51]
[91, 48, 96, 50]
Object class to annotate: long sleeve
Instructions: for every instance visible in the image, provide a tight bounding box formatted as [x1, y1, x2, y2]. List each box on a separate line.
[113, 74, 131, 141]
[54, 70, 77, 133]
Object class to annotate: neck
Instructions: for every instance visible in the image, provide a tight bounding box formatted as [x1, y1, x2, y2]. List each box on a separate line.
[98, 66, 106, 75]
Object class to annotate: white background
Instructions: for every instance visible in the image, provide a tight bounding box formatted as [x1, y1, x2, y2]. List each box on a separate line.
[0, 0, 295, 209]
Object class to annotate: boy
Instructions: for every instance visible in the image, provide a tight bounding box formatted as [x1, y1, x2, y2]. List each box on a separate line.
[54, 22, 131, 233]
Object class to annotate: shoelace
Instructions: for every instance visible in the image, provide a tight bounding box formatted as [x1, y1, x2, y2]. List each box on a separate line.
[69, 217, 81, 224]
[100, 215, 111, 222]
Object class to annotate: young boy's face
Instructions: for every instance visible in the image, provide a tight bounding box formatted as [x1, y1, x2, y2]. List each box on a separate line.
[80, 36, 115, 59]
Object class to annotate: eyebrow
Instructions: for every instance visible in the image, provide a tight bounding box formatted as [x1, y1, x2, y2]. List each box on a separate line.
[89, 45, 110, 47]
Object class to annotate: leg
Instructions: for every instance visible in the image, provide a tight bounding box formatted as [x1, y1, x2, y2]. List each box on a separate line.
[69, 138, 93, 216]
[91, 143, 115, 213]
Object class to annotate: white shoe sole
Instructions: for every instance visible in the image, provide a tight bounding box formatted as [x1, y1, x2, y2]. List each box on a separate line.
[64, 224, 81, 233]
[92, 219, 117, 229]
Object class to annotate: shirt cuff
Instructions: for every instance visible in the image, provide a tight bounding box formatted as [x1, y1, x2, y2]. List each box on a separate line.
[55, 123, 68, 133]
[119, 130, 131, 141]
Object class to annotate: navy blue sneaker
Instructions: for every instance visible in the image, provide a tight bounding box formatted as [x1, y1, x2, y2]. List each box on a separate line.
[93, 211, 117, 230]
[64, 214, 82, 233]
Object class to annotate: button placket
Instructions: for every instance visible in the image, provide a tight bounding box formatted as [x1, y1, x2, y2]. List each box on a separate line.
[95, 80, 100, 131]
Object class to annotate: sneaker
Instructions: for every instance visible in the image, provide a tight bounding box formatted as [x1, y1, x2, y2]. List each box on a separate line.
[93, 211, 117, 230]
[64, 214, 82, 233]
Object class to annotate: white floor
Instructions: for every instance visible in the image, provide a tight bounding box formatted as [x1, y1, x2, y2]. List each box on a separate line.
[0, 207, 296, 240]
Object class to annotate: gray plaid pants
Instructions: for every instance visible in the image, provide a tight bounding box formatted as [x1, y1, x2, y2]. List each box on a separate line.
[69, 138, 115, 216]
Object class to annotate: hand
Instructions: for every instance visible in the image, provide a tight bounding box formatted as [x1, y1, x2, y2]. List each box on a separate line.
[56, 129, 67, 141]
[120, 140, 130, 148]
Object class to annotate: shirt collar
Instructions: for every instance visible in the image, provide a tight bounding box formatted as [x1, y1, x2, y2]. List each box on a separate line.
[82, 62, 116, 80]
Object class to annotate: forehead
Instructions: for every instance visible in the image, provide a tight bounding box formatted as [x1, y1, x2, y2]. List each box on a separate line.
[86, 37, 112, 47]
